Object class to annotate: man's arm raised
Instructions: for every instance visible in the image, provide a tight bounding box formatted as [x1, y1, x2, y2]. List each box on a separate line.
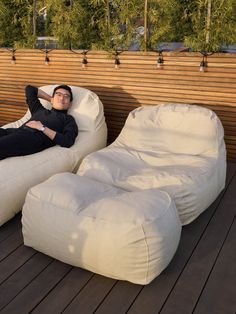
[37, 88, 52, 103]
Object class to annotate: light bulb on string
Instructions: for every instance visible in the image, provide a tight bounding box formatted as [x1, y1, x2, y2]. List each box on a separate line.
[44, 54, 50, 66]
[11, 49, 16, 65]
[81, 51, 88, 68]
[199, 52, 214, 72]
[157, 51, 164, 69]
[41, 49, 52, 66]
[199, 56, 207, 72]
[11, 55, 16, 65]
[114, 56, 120, 69]
[69, 48, 90, 70]
[114, 50, 122, 69]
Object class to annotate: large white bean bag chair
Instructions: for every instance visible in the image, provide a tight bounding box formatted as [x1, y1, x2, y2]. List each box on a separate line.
[78, 104, 226, 225]
[0, 85, 107, 226]
[22, 174, 181, 285]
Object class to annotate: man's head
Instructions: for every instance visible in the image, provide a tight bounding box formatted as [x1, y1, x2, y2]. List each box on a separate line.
[51, 85, 73, 110]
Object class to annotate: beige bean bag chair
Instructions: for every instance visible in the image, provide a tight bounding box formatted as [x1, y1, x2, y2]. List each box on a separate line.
[0, 85, 107, 226]
[22, 174, 181, 285]
[22, 103, 225, 284]
[78, 104, 226, 225]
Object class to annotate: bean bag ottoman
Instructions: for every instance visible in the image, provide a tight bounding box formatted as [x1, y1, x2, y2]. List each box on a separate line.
[22, 174, 181, 285]
[0, 85, 107, 226]
[78, 104, 226, 225]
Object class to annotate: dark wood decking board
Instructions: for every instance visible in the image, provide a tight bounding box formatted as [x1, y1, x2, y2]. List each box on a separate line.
[32, 268, 94, 313]
[1, 261, 72, 314]
[128, 163, 236, 314]
[95, 280, 142, 314]
[63, 275, 116, 313]
[159, 168, 236, 314]
[194, 215, 236, 314]
[0, 245, 36, 285]
[0, 217, 21, 244]
[0, 229, 23, 262]
[0, 253, 52, 310]
[0, 163, 235, 314]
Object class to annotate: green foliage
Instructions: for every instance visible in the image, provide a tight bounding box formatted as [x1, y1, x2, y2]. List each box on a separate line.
[88, 0, 142, 51]
[116, 1, 142, 50]
[0, 0, 235, 51]
[45, 0, 81, 49]
[0, 0, 45, 48]
[168, 0, 196, 42]
[147, 0, 181, 50]
[184, 0, 236, 52]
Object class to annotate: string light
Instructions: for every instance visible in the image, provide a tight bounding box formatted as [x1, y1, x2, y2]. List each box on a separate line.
[199, 52, 214, 72]
[199, 53, 208, 72]
[40, 49, 52, 66]
[11, 49, 16, 65]
[81, 50, 88, 68]
[157, 51, 164, 69]
[114, 57, 120, 69]
[1, 48, 17, 64]
[70, 48, 89, 69]
[44, 52, 50, 65]
[199, 57, 207, 72]
[114, 50, 121, 69]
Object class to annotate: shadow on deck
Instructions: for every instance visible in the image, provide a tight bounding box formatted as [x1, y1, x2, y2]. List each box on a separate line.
[0, 163, 236, 314]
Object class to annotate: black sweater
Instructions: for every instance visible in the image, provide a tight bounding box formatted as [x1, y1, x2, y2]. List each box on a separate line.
[21, 85, 78, 148]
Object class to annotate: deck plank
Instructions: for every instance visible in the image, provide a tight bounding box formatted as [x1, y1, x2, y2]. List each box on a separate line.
[194, 215, 236, 314]
[0, 163, 235, 313]
[127, 164, 236, 314]
[32, 267, 94, 314]
[63, 275, 116, 314]
[159, 170, 236, 313]
[95, 280, 143, 314]
[0, 245, 36, 285]
[0, 260, 72, 314]
[0, 214, 21, 244]
[0, 253, 52, 310]
[0, 229, 24, 262]
[127, 203, 221, 314]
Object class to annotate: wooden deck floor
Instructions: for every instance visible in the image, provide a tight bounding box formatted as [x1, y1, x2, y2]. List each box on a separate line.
[0, 163, 236, 314]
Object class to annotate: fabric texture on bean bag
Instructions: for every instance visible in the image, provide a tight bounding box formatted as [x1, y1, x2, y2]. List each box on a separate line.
[22, 174, 181, 285]
[78, 104, 226, 225]
[0, 85, 107, 226]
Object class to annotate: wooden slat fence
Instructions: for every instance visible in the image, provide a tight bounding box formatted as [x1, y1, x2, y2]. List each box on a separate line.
[0, 49, 236, 162]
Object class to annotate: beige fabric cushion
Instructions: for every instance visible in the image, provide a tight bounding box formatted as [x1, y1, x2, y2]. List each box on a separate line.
[22, 174, 181, 285]
[78, 104, 226, 225]
[117, 103, 224, 156]
[0, 85, 107, 226]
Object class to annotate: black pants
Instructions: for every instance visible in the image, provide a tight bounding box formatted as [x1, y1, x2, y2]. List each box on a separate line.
[0, 128, 53, 160]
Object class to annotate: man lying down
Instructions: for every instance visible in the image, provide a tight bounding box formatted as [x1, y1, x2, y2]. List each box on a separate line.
[0, 85, 78, 160]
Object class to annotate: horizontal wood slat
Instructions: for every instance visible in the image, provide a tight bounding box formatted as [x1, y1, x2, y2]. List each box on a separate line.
[0, 49, 236, 162]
